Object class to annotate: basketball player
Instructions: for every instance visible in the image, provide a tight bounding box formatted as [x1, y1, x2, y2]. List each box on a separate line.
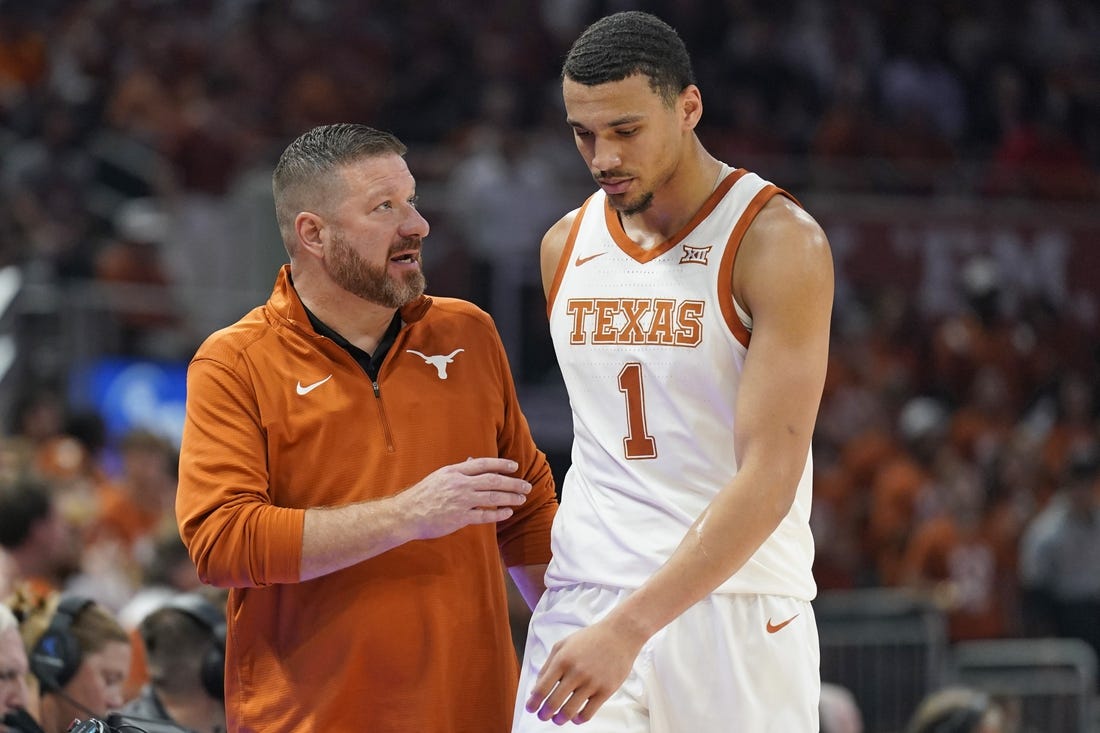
[514, 11, 834, 732]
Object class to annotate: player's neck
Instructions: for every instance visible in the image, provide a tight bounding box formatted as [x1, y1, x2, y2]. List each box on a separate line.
[620, 149, 724, 247]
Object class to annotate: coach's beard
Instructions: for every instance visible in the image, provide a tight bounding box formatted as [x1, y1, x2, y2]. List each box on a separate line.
[329, 233, 426, 308]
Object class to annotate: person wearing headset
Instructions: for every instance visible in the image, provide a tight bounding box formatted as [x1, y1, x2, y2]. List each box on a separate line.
[117, 593, 226, 733]
[1, 603, 35, 733]
[17, 593, 131, 733]
[905, 687, 1009, 733]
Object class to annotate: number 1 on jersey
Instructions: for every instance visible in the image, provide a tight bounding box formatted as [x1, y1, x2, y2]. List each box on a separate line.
[618, 362, 657, 459]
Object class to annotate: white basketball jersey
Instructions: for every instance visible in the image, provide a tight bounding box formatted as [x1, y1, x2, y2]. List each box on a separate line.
[544, 167, 816, 599]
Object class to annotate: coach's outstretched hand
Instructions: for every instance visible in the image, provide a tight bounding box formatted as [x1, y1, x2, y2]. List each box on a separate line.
[402, 457, 532, 539]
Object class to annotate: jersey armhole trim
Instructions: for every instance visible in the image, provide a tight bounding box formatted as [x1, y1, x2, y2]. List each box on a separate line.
[718, 184, 793, 348]
[546, 196, 595, 316]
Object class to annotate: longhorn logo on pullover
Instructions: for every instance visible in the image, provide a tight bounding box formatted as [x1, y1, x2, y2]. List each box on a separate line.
[407, 349, 464, 379]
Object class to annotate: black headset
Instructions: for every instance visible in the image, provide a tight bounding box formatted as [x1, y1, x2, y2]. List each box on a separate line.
[29, 594, 96, 691]
[160, 593, 226, 701]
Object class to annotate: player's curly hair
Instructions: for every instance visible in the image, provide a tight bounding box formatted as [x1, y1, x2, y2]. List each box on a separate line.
[562, 11, 695, 107]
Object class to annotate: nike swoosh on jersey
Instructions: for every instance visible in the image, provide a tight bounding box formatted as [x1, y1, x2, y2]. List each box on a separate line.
[296, 374, 333, 395]
[765, 614, 799, 634]
[574, 252, 606, 267]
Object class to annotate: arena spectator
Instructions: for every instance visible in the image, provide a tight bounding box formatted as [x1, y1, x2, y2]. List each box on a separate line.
[1018, 442, 1100, 661]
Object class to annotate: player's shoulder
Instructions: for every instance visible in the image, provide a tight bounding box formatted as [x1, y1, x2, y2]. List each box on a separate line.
[542, 206, 583, 254]
[751, 194, 827, 246]
[741, 193, 831, 273]
[734, 192, 833, 310]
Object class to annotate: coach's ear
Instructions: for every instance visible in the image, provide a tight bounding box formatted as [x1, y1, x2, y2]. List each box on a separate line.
[295, 211, 327, 259]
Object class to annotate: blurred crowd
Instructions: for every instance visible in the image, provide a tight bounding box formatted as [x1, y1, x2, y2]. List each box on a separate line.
[0, 2, 1098, 728]
[812, 252, 1099, 649]
[1, 0, 1097, 316]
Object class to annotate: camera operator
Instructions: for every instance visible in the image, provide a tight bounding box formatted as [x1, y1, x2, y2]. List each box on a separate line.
[116, 594, 225, 733]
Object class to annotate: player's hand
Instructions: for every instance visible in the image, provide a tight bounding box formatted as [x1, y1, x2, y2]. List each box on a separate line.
[525, 618, 644, 725]
[401, 457, 531, 540]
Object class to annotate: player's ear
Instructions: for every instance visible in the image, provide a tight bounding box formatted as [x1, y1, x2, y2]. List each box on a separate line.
[681, 85, 702, 130]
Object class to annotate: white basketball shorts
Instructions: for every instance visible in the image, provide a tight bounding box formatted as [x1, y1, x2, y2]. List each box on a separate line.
[512, 583, 820, 733]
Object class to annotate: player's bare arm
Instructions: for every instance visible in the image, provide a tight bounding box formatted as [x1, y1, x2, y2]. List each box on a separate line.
[526, 196, 834, 724]
[509, 563, 551, 610]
